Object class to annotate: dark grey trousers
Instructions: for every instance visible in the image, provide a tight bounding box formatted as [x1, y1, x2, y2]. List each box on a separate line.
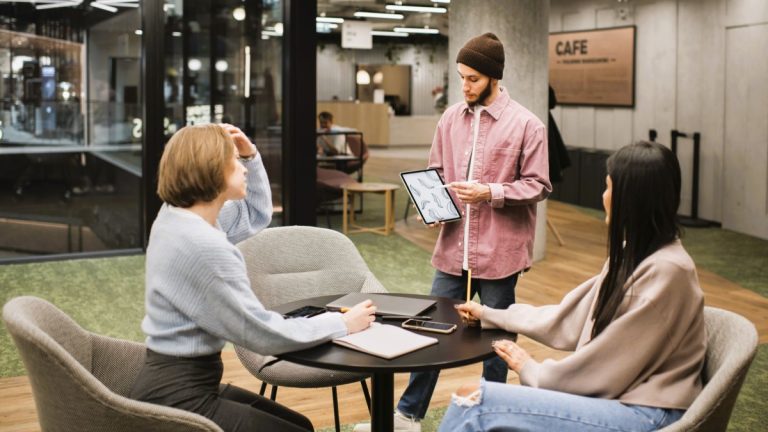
[129, 349, 313, 432]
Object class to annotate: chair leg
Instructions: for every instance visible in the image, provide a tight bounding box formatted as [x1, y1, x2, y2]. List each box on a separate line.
[360, 379, 372, 414]
[332, 386, 341, 432]
[259, 382, 267, 396]
[270, 385, 278, 401]
[547, 218, 565, 246]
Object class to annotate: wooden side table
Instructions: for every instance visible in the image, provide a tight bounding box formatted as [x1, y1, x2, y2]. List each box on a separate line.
[342, 182, 399, 236]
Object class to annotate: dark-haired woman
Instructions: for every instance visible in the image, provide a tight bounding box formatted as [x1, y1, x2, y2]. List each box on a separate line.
[440, 141, 706, 431]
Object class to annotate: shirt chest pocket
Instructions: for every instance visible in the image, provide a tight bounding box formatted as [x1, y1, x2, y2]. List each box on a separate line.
[488, 147, 522, 182]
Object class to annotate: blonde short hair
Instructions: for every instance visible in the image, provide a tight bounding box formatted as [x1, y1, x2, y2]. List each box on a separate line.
[157, 124, 235, 207]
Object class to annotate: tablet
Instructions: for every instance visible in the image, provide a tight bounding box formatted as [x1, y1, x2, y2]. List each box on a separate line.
[400, 168, 462, 224]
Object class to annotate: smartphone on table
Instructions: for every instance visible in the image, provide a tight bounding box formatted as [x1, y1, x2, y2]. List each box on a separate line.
[401, 319, 457, 334]
[283, 305, 326, 319]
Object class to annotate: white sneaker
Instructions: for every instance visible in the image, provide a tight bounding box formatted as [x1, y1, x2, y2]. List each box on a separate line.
[352, 410, 421, 432]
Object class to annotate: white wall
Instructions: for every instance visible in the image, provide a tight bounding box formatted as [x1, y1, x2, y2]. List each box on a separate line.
[550, 0, 768, 239]
[317, 42, 449, 116]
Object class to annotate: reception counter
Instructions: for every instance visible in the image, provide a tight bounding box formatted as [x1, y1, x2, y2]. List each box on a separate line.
[317, 101, 389, 146]
[317, 101, 439, 147]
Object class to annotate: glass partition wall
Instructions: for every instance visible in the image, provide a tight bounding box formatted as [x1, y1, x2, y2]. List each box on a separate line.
[0, 0, 285, 261]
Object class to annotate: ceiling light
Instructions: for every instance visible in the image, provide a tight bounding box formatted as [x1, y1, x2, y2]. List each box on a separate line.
[215, 60, 228, 72]
[393, 27, 440, 34]
[354, 11, 404, 20]
[431, 0, 451, 3]
[386, 5, 447, 13]
[187, 58, 202, 72]
[232, 6, 246, 21]
[371, 30, 408, 37]
[134, 29, 142, 35]
[172, 31, 182, 37]
[356, 70, 371, 85]
[36, 1, 82, 10]
[91, 2, 118, 12]
[100, 1, 138, 7]
[316, 17, 344, 23]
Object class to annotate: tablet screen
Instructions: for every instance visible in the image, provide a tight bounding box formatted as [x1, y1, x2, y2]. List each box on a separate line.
[400, 169, 462, 224]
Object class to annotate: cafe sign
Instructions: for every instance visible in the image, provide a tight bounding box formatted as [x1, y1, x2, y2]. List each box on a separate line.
[549, 26, 636, 107]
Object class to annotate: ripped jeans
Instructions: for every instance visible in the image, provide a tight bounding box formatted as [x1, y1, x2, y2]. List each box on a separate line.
[438, 380, 685, 432]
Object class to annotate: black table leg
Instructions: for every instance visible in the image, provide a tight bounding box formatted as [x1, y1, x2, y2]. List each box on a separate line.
[371, 372, 394, 432]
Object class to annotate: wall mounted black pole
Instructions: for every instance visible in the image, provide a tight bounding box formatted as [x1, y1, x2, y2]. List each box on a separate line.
[670, 130, 716, 228]
[691, 132, 701, 220]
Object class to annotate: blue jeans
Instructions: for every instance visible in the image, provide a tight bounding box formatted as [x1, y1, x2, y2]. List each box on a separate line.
[438, 380, 685, 432]
[397, 270, 518, 420]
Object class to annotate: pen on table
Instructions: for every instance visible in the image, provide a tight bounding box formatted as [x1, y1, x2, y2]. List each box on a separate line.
[380, 315, 433, 320]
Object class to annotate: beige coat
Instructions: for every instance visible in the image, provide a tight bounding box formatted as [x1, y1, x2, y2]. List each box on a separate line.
[482, 239, 706, 409]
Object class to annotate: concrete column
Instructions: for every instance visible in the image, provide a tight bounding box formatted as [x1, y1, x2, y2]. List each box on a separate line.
[449, 0, 551, 261]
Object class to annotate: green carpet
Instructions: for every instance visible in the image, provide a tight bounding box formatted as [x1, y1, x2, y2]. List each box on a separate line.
[0, 255, 147, 377]
[1, 200, 766, 431]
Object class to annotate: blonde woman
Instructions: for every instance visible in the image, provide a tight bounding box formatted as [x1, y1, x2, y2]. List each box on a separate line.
[130, 124, 375, 432]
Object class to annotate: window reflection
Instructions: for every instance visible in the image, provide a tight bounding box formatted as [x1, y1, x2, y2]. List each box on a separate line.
[167, 0, 283, 217]
[0, 0, 284, 260]
[0, 4, 141, 258]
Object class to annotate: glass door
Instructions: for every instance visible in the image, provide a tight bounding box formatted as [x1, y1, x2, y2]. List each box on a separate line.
[0, 2, 142, 259]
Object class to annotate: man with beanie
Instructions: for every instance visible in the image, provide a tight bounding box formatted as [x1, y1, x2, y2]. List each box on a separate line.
[355, 32, 551, 432]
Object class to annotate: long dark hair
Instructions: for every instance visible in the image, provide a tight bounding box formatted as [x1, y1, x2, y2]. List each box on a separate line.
[591, 141, 682, 338]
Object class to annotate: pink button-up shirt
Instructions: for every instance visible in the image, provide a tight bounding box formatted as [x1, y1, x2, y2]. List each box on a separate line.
[429, 87, 551, 279]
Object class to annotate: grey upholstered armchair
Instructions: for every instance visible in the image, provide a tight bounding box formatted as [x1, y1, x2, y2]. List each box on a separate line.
[235, 226, 387, 432]
[2, 296, 222, 432]
[659, 306, 758, 431]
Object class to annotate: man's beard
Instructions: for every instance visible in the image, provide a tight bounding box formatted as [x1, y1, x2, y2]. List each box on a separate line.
[468, 81, 493, 107]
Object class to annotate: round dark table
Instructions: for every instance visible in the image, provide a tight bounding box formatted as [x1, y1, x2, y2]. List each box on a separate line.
[275, 294, 514, 432]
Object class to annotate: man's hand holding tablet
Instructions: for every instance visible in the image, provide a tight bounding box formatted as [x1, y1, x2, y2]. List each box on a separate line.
[400, 168, 462, 225]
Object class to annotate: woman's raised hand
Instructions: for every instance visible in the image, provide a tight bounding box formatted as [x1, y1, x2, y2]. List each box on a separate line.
[221, 123, 257, 158]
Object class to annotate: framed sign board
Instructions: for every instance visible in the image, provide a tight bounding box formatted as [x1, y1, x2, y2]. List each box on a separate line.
[549, 26, 635, 107]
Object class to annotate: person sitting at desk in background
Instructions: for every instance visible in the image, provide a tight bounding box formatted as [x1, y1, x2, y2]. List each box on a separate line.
[317, 111, 353, 156]
[129, 123, 376, 432]
[442, 141, 706, 432]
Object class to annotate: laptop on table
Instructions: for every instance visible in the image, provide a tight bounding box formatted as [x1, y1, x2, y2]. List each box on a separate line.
[326, 293, 435, 317]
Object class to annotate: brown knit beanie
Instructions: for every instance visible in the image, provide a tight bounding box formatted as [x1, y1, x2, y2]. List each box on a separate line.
[456, 32, 505, 79]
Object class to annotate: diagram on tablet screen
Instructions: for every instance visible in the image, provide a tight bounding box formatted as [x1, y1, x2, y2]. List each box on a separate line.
[402, 170, 460, 223]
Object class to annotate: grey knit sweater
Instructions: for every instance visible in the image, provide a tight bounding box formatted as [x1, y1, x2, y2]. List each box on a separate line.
[142, 155, 347, 357]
